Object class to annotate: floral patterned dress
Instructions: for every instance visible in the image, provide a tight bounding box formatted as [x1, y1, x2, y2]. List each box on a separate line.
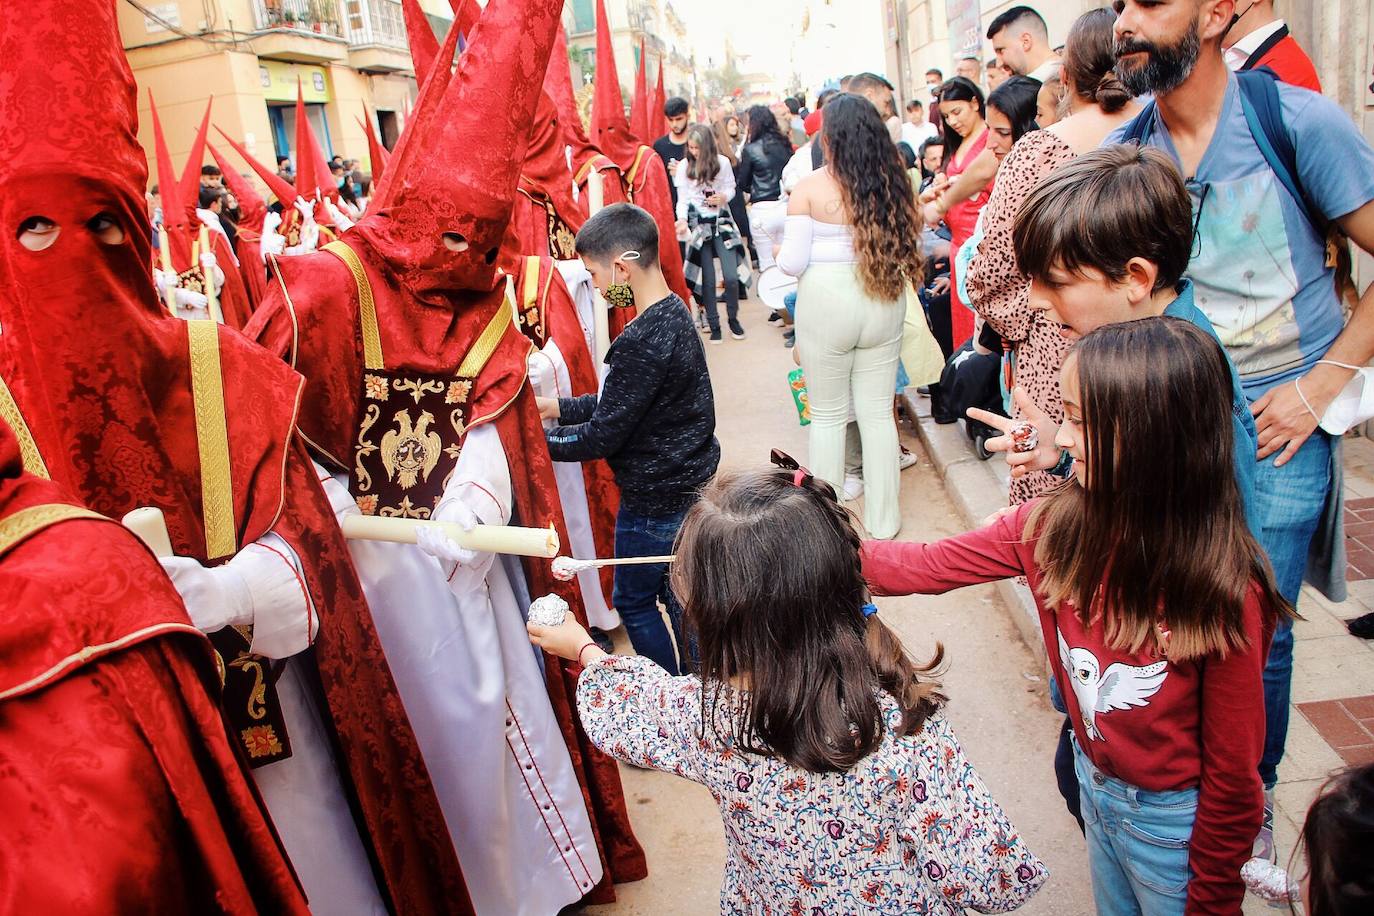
[578, 655, 1047, 915]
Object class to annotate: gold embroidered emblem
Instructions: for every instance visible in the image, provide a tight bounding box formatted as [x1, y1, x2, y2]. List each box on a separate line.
[364, 374, 388, 400]
[445, 379, 472, 404]
[392, 377, 445, 404]
[228, 652, 269, 720]
[380, 494, 429, 519]
[380, 408, 442, 490]
[241, 724, 284, 759]
[355, 493, 379, 515]
[355, 403, 381, 493]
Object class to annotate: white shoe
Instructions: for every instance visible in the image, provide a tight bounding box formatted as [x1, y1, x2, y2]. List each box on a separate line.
[842, 475, 864, 501]
[898, 446, 918, 471]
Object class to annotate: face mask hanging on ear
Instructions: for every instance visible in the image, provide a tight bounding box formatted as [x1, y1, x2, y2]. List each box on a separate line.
[605, 249, 640, 309]
[1297, 360, 1374, 435]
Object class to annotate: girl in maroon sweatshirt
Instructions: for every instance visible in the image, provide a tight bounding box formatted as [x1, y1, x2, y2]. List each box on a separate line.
[863, 317, 1293, 915]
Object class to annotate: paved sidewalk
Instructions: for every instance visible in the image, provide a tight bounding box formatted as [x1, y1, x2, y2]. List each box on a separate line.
[908, 390, 1374, 899]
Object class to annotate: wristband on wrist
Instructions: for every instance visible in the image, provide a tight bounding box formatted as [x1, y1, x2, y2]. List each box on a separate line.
[576, 641, 599, 666]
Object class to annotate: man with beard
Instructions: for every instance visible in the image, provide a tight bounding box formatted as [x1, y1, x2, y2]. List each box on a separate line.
[1108, 0, 1374, 882]
[987, 5, 1061, 83]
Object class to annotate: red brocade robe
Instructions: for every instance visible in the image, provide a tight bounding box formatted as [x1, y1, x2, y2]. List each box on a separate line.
[248, 243, 648, 904]
[0, 318, 468, 915]
[0, 421, 307, 914]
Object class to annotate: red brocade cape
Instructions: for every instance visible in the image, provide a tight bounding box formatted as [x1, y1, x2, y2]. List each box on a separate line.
[247, 243, 648, 902]
[511, 255, 619, 604]
[0, 421, 307, 913]
[0, 317, 468, 914]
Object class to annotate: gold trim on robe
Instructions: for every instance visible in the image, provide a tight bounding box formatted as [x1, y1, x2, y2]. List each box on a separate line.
[186, 320, 238, 560]
[0, 375, 49, 479]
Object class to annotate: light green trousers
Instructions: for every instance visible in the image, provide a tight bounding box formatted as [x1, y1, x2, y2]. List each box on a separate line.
[794, 264, 906, 539]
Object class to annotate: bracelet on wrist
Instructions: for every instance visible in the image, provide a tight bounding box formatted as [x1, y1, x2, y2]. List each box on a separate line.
[576, 641, 599, 666]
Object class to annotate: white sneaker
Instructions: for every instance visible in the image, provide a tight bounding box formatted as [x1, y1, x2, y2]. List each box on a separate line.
[842, 475, 864, 501]
[898, 446, 918, 471]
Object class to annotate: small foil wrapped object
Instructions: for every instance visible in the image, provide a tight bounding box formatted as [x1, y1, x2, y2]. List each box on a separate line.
[528, 593, 570, 627]
[1010, 421, 1039, 454]
[551, 556, 584, 581]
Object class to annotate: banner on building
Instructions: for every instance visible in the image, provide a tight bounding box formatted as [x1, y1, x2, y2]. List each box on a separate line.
[946, 0, 982, 61]
[258, 60, 331, 103]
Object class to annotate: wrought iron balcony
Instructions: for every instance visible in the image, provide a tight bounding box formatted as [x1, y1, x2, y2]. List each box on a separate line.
[341, 0, 408, 50]
[253, 0, 344, 37]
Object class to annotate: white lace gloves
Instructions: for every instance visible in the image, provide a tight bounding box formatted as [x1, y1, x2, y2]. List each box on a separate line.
[292, 197, 320, 253]
[412, 424, 511, 590]
[158, 533, 317, 659]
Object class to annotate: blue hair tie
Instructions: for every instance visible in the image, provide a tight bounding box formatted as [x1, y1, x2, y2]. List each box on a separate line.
[861, 603, 878, 618]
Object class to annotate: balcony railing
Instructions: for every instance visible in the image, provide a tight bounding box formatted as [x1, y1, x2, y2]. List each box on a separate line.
[342, 0, 408, 49]
[253, 0, 344, 37]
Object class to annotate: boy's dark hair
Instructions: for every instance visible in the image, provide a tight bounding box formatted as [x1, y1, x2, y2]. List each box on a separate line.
[673, 468, 944, 774]
[198, 186, 223, 209]
[924, 67, 943, 80]
[663, 96, 689, 118]
[574, 202, 660, 267]
[200, 164, 221, 177]
[905, 98, 923, 112]
[987, 4, 1048, 41]
[783, 97, 800, 115]
[1013, 144, 1192, 294]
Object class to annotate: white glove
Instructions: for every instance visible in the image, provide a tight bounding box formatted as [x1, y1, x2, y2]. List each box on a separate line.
[260, 211, 286, 257]
[292, 195, 316, 222]
[324, 197, 355, 232]
[416, 499, 483, 570]
[527, 352, 556, 394]
[159, 555, 253, 635]
[154, 268, 178, 294]
[175, 286, 209, 309]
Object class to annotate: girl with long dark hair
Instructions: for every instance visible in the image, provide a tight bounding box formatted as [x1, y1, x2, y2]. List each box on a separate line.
[528, 466, 1047, 912]
[776, 93, 924, 540]
[675, 123, 745, 342]
[919, 76, 989, 353]
[738, 104, 793, 274]
[865, 317, 1294, 914]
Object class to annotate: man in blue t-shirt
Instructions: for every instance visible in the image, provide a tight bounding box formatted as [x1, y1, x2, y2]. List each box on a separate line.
[1107, 0, 1374, 863]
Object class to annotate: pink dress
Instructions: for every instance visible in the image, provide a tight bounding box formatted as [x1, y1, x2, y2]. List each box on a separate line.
[943, 129, 993, 347]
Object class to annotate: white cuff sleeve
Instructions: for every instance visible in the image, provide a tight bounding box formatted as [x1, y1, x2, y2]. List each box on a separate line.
[776, 214, 814, 277]
[238, 532, 318, 659]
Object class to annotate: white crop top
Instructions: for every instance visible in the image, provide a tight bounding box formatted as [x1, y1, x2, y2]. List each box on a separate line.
[776, 215, 856, 277]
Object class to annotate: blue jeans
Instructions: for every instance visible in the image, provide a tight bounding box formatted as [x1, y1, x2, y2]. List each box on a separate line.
[1073, 739, 1196, 916]
[1252, 431, 1332, 788]
[613, 507, 688, 676]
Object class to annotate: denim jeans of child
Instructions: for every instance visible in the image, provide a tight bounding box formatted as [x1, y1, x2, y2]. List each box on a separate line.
[1073, 738, 1197, 916]
[1252, 430, 1332, 788]
[613, 507, 688, 676]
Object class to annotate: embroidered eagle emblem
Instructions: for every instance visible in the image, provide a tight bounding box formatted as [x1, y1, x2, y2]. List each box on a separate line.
[380, 408, 442, 490]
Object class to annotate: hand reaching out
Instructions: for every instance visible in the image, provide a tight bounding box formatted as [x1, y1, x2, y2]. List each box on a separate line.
[966, 387, 1062, 479]
[527, 615, 601, 664]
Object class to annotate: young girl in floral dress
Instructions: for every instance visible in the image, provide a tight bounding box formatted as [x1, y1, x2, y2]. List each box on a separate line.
[528, 461, 1046, 914]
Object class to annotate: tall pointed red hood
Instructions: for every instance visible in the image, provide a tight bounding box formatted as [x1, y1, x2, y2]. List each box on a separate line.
[179, 97, 214, 216]
[629, 39, 650, 145]
[208, 142, 266, 232]
[590, 0, 640, 168]
[653, 59, 667, 138]
[544, 24, 603, 169]
[148, 91, 194, 267]
[357, 108, 390, 187]
[292, 82, 335, 204]
[403, 0, 440, 86]
[215, 126, 300, 208]
[350, 0, 564, 302]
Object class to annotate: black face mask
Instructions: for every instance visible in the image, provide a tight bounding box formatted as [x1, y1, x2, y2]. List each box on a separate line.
[1218, 0, 1259, 44]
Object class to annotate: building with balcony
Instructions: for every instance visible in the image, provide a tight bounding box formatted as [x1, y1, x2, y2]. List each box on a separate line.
[566, 0, 690, 123]
[119, 0, 458, 191]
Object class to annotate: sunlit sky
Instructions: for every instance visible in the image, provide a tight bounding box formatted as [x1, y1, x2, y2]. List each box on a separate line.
[680, 0, 808, 74]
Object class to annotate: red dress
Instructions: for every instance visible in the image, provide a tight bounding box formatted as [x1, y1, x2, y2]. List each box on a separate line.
[944, 129, 993, 347]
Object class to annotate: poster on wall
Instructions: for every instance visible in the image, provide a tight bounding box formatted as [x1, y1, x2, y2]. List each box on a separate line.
[946, 0, 982, 61]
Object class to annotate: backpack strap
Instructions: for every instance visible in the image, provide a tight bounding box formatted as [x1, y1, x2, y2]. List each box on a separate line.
[1118, 98, 1158, 145]
[1235, 68, 1327, 237]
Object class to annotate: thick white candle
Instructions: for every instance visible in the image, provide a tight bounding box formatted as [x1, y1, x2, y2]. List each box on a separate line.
[340, 516, 559, 558]
[122, 506, 174, 557]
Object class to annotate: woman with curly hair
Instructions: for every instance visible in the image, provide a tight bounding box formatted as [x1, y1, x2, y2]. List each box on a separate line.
[778, 92, 924, 539]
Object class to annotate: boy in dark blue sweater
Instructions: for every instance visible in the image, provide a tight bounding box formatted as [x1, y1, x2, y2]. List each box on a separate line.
[539, 204, 719, 674]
